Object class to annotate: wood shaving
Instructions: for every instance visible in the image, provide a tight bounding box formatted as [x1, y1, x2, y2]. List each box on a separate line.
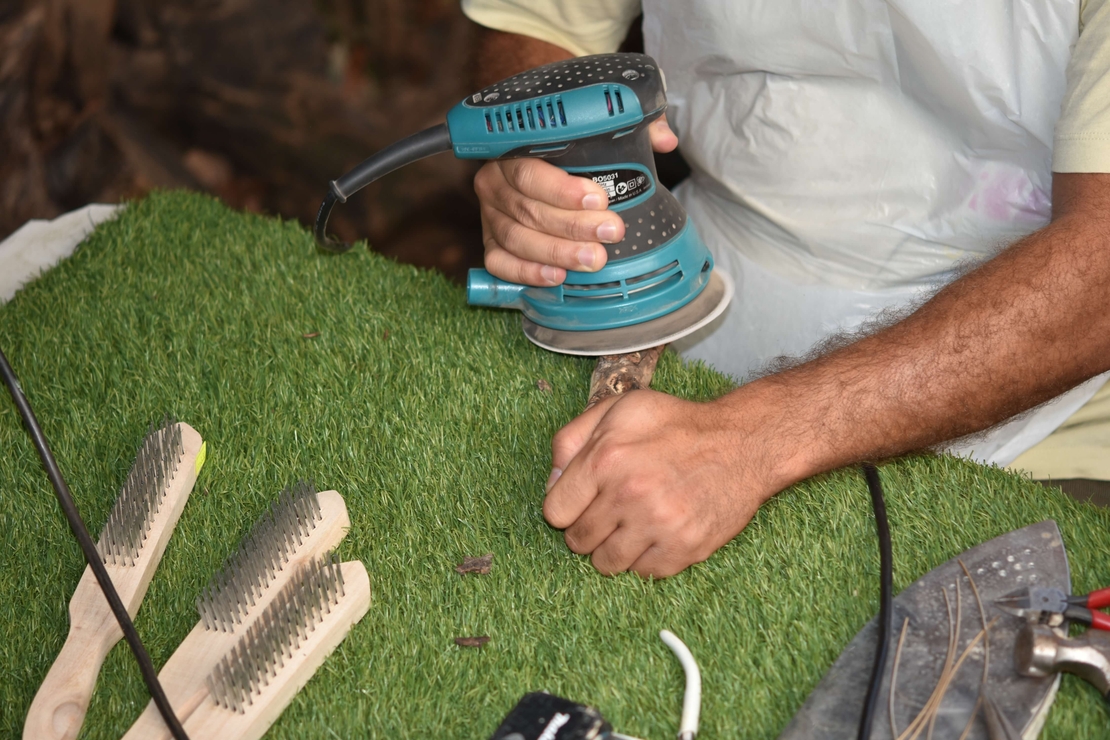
[454, 636, 490, 648]
[456, 553, 493, 575]
[302, 331, 320, 339]
[536, 378, 553, 392]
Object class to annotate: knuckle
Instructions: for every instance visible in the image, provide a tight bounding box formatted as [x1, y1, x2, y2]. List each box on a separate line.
[543, 237, 571, 267]
[520, 158, 546, 187]
[592, 443, 626, 474]
[564, 528, 589, 554]
[591, 551, 618, 576]
[571, 211, 599, 238]
[473, 165, 497, 198]
[551, 428, 575, 458]
[482, 233, 499, 257]
[501, 222, 530, 252]
[542, 498, 566, 529]
[512, 197, 544, 228]
[613, 473, 653, 505]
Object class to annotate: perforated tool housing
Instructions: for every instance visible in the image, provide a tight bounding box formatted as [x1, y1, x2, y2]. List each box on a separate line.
[314, 52, 729, 354]
[456, 54, 725, 348]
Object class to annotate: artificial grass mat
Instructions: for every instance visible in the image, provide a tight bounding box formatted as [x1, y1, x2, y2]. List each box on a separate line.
[1, 190, 1107, 739]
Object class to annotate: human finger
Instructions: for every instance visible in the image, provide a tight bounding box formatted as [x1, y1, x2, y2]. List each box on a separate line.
[649, 115, 678, 153]
[499, 158, 612, 211]
[589, 526, 654, 576]
[488, 174, 624, 245]
[481, 241, 565, 286]
[627, 543, 690, 579]
[542, 399, 621, 530]
[483, 205, 608, 273]
[543, 449, 601, 531]
[549, 395, 620, 476]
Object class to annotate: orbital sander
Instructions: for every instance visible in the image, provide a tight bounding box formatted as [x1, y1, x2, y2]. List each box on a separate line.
[315, 52, 732, 355]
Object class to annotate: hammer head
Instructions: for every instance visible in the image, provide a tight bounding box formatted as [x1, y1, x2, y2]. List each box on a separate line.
[1014, 623, 1110, 700]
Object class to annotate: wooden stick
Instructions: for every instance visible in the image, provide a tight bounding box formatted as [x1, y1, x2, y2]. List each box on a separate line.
[122, 490, 351, 740]
[586, 345, 666, 409]
[181, 561, 371, 740]
[23, 423, 204, 740]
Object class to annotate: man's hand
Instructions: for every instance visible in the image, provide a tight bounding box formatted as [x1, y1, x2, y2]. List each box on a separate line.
[543, 389, 782, 578]
[543, 174, 1110, 579]
[473, 117, 679, 286]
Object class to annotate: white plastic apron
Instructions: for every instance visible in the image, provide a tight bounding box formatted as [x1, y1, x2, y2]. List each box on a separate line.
[643, 0, 1109, 466]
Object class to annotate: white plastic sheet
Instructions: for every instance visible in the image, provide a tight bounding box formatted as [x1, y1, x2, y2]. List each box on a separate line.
[644, 0, 1104, 465]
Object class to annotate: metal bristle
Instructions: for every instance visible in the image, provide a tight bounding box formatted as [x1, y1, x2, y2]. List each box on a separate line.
[96, 415, 183, 566]
[196, 481, 324, 632]
[205, 553, 345, 713]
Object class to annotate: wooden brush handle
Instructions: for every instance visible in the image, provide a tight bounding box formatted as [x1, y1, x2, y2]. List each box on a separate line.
[121, 490, 351, 740]
[23, 423, 204, 740]
[182, 561, 371, 740]
[23, 570, 122, 740]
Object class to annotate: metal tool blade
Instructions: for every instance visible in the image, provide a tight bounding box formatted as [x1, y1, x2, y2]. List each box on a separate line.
[521, 269, 734, 356]
[778, 520, 1071, 740]
[995, 587, 1069, 618]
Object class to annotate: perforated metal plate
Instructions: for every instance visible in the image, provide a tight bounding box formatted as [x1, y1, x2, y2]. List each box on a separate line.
[778, 520, 1070, 740]
[522, 269, 733, 356]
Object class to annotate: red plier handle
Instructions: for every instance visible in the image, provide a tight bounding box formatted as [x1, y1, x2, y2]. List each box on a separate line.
[1082, 585, 1110, 611]
[1066, 604, 1110, 631]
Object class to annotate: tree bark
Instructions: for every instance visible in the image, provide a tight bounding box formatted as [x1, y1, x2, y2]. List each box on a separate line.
[586, 346, 665, 409]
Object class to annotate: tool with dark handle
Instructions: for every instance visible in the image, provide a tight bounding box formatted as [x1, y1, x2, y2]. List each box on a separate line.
[1014, 623, 1110, 702]
[315, 52, 732, 357]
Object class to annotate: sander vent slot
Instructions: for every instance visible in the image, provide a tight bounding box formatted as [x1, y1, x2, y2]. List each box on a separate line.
[626, 261, 679, 286]
[628, 271, 681, 295]
[488, 100, 563, 134]
[564, 290, 624, 301]
[568, 280, 621, 292]
[562, 260, 682, 302]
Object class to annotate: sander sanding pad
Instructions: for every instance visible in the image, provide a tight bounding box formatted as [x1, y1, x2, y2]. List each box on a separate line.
[522, 269, 734, 356]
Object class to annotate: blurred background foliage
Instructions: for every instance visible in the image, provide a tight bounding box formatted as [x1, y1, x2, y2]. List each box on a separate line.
[0, 0, 488, 281]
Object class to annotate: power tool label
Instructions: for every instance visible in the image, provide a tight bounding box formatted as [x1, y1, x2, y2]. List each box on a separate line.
[585, 168, 650, 205]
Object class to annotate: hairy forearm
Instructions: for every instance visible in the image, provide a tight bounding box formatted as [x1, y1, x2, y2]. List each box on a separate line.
[728, 173, 1110, 488]
[473, 28, 573, 89]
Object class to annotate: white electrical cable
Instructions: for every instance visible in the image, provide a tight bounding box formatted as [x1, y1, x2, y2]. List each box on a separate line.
[660, 629, 701, 740]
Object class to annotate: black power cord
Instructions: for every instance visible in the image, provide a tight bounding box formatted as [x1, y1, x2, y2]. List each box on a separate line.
[858, 463, 893, 740]
[0, 346, 190, 740]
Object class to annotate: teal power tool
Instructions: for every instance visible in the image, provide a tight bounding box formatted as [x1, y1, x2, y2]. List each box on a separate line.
[315, 52, 732, 355]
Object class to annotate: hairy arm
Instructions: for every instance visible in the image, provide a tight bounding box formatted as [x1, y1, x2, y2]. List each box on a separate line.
[473, 28, 573, 89]
[749, 172, 1110, 487]
[544, 173, 1110, 577]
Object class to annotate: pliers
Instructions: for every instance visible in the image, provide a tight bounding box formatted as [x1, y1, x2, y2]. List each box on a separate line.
[995, 585, 1110, 630]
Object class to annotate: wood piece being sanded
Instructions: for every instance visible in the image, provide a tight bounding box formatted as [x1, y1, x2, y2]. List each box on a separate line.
[24, 420, 206, 740]
[586, 345, 666, 409]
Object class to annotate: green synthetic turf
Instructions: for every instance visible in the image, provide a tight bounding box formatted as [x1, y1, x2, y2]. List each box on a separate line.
[1, 191, 1108, 739]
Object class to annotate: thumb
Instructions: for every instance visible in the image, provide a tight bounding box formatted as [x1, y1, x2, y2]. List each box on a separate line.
[650, 115, 678, 153]
[547, 394, 620, 490]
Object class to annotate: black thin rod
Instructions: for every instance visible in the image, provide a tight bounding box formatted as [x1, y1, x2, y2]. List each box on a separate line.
[0, 346, 190, 740]
[858, 463, 893, 740]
